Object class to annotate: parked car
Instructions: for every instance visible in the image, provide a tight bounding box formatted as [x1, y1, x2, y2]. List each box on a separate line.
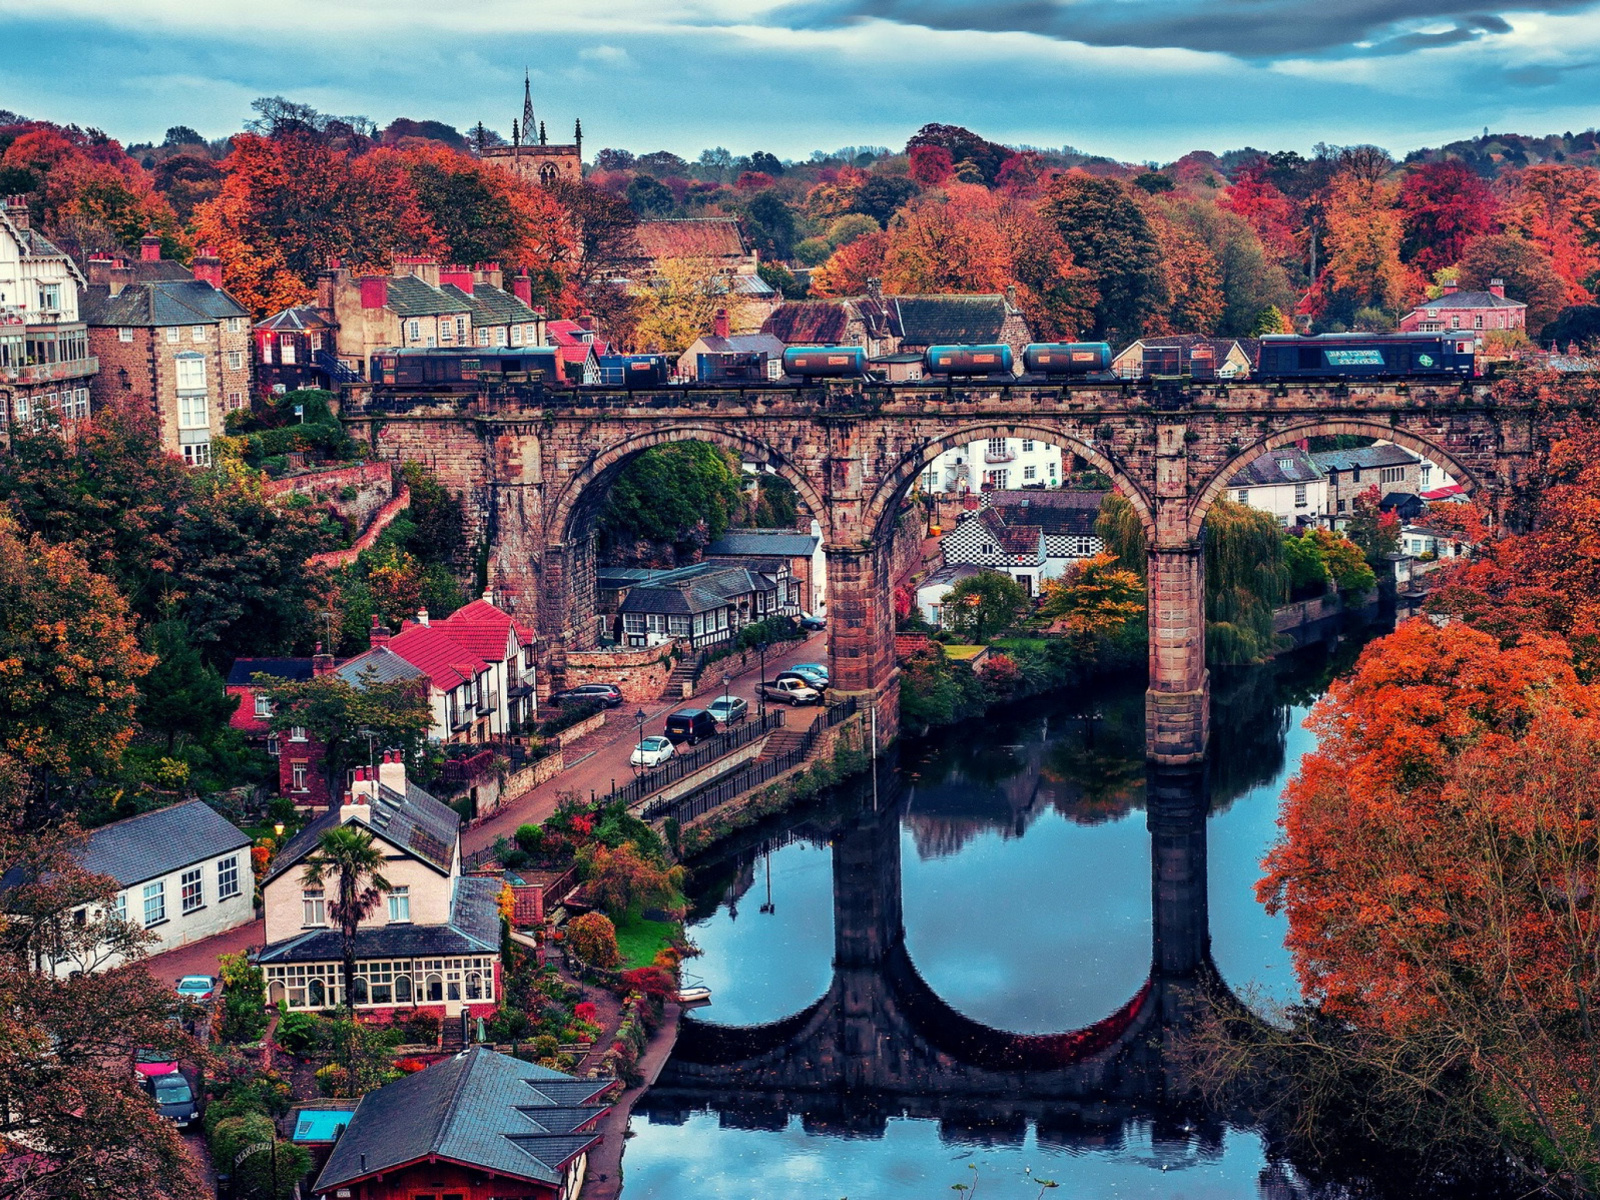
[786, 664, 829, 690]
[706, 696, 749, 726]
[799, 612, 827, 631]
[761, 676, 821, 706]
[551, 683, 623, 708]
[664, 708, 718, 745]
[141, 1070, 199, 1128]
[134, 1047, 180, 1079]
[175, 975, 217, 1002]
[629, 736, 675, 769]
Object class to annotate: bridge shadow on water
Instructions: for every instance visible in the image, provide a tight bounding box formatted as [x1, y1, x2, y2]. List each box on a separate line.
[641, 755, 1248, 1146]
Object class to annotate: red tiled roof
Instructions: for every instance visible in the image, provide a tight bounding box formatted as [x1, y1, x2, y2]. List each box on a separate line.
[636, 218, 748, 262]
[438, 600, 519, 661]
[546, 319, 612, 355]
[387, 624, 487, 690]
[761, 302, 849, 344]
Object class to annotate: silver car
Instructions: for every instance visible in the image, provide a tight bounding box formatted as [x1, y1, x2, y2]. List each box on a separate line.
[706, 696, 749, 726]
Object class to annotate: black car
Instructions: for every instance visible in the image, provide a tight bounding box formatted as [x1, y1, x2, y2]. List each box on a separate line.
[664, 708, 718, 745]
[142, 1070, 199, 1129]
[550, 683, 623, 708]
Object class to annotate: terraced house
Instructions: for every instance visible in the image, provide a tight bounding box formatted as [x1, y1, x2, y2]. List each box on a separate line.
[0, 195, 94, 440]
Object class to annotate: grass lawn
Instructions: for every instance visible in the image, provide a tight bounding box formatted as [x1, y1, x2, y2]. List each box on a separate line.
[613, 915, 676, 969]
[993, 637, 1047, 653]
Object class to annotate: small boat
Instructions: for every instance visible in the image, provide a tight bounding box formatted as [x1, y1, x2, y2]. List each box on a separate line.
[675, 985, 712, 1006]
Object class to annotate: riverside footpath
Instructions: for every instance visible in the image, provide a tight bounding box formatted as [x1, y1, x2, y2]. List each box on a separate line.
[462, 632, 829, 857]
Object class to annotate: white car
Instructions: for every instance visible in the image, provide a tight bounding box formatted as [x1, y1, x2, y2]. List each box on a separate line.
[629, 736, 675, 769]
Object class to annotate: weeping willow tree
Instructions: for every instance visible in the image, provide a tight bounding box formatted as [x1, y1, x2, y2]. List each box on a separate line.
[1204, 500, 1288, 665]
[1096, 493, 1147, 579]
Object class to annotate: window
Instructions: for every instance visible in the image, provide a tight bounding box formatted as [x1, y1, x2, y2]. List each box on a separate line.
[1294, 484, 1308, 508]
[494, 326, 507, 346]
[302, 889, 326, 926]
[181, 867, 204, 913]
[477, 328, 490, 346]
[118, 327, 133, 342]
[38, 283, 60, 311]
[178, 394, 208, 429]
[291, 762, 308, 791]
[254, 695, 273, 718]
[388, 887, 410, 923]
[166, 326, 180, 343]
[228, 391, 244, 411]
[466, 972, 483, 1000]
[1380, 466, 1405, 483]
[1023, 465, 1036, 481]
[986, 437, 1005, 456]
[1048, 461, 1057, 478]
[1276, 458, 1294, 473]
[408, 320, 420, 341]
[290, 725, 307, 741]
[1337, 499, 1347, 512]
[175, 354, 206, 394]
[227, 350, 244, 370]
[1021, 439, 1035, 451]
[114, 891, 127, 923]
[1474, 314, 1484, 329]
[1421, 465, 1433, 487]
[523, 323, 536, 342]
[981, 542, 995, 555]
[510, 322, 523, 345]
[438, 319, 452, 345]
[192, 326, 206, 342]
[1450, 315, 1461, 329]
[143, 881, 166, 926]
[456, 316, 467, 342]
[259, 339, 272, 363]
[266, 734, 279, 756]
[280, 338, 296, 363]
[217, 855, 240, 901]
[1236, 489, 1249, 503]
[181, 441, 211, 467]
[425, 973, 443, 1002]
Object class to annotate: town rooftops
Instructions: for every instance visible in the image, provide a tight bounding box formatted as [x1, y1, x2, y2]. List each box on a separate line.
[78, 800, 250, 889]
[82, 278, 249, 327]
[313, 1046, 612, 1192]
[335, 645, 428, 688]
[441, 282, 540, 328]
[1410, 290, 1525, 311]
[383, 273, 473, 318]
[983, 490, 1105, 537]
[255, 305, 335, 332]
[226, 657, 316, 687]
[636, 217, 749, 262]
[761, 301, 851, 344]
[1308, 443, 1420, 473]
[433, 598, 529, 662]
[617, 562, 776, 617]
[261, 874, 498, 966]
[263, 776, 460, 885]
[919, 563, 986, 589]
[892, 294, 1009, 345]
[1230, 447, 1322, 487]
[388, 623, 489, 691]
[706, 529, 820, 558]
[693, 332, 786, 357]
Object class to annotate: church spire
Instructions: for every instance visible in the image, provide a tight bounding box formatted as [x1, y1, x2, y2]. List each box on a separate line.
[521, 70, 536, 149]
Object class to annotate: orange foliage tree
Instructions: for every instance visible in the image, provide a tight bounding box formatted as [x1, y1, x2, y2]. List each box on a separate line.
[1320, 172, 1413, 315]
[1146, 209, 1224, 334]
[1497, 164, 1600, 306]
[1259, 619, 1600, 1178]
[810, 228, 887, 297]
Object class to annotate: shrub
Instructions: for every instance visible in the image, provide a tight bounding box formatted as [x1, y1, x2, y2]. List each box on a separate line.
[209, 1111, 308, 1200]
[217, 952, 270, 1044]
[515, 823, 544, 854]
[274, 1007, 324, 1056]
[400, 1010, 441, 1046]
[620, 966, 676, 1000]
[566, 912, 622, 968]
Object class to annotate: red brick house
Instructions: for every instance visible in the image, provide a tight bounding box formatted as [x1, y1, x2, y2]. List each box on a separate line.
[311, 1047, 611, 1200]
[1399, 279, 1526, 336]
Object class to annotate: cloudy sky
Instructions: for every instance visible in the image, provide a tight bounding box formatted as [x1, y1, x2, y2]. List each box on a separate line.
[2, 0, 1599, 162]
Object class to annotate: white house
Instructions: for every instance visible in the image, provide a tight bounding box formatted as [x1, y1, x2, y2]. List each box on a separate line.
[68, 800, 253, 972]
[921, 436, 1066, 493]
[1227, 447, 1327, 527]
[940, 508, 1056, 595]
[0, 196, 94, 436]
[916, 563, 986, 629]
[1401, 524, 1468, 561]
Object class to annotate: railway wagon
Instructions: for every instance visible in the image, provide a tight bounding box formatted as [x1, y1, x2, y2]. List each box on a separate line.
[1256, 334, 1477, 380]
[596, 354, 672, 387]
[923, 344, 1015, 376]
[782, 345, 869, 378]
[1021, 342, 1113, 376]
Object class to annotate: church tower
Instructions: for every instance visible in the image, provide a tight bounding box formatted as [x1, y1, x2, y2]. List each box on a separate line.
[480, 71, 584, 187]
[520, 72, 536, 150]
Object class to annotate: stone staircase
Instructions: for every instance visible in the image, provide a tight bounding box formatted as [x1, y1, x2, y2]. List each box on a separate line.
[662, 652, 704, 700]
[755, 727, 807, 764]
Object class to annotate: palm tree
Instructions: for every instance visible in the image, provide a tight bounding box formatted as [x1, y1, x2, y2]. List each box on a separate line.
[301, 826, 391, 1017]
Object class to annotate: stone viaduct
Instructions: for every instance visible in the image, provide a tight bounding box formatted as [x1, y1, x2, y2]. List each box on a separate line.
[637, 763, 1227, 1133]
[344, 377, 1554, 761]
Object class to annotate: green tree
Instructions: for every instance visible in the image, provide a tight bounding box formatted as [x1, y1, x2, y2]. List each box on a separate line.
[260, 671, 433, 798]
[1457, 232, 1571, 338]
[597, 441, 745, 560]
[1282, 532, 1331, 600]
[1095, 492, 1148, 579]
[139, 620, 240, 755]
[301, 826, 392, 1018]
[943, 570, 1029, 643]
[1203, 500, 1287, 665]
[209, 1111, 309, 1199]
[1041, 173, 1168, 343]
[1344, 485, 1401, 567]
[1308, 527, 1376, 593]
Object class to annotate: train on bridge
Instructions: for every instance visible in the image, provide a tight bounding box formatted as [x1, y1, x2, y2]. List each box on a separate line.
[363, 332, 1481, 397]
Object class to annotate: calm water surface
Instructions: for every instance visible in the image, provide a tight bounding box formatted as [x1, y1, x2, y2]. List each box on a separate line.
[620, 634, 1364, 1200]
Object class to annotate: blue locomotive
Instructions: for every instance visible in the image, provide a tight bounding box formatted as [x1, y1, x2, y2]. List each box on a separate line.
[1256, 334, 1478, 381]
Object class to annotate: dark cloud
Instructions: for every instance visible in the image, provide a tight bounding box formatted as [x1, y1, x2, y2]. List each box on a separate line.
[783, 0, 1598, 58]
[1504, 57, 1600, 82]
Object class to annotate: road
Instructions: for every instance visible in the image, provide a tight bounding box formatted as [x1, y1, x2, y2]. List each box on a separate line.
[463, 631, 829, 855]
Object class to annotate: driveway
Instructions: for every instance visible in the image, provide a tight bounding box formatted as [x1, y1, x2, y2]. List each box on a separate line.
[141, 918, 264, 986]
[464, 632, 829, 854]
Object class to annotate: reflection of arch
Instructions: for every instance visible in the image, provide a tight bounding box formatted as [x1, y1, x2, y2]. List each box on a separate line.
[1189, 419, 1485, 539]
[672, 994, 831, 1067]
[548, 426, 829, 546]
[865, 422, 1156, 543]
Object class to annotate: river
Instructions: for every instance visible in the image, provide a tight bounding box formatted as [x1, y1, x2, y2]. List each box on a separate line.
[619, 625, 1376, 1199]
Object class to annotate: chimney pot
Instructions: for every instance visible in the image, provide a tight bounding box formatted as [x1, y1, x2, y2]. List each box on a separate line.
[416, 607, 430, 627]
[1489, 277, 1506, 299]
[512, 272, 533, 306]
[369, 612, 392, 648]
[139, 233, 161, 263]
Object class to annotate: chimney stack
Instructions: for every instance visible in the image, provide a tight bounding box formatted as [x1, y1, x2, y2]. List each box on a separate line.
[473, 261, 503, 291]
[369, 613, 391, 649]
[87, 256, 115, 288]
[512, 271, 533, 306]
[312, 642, 335, 676]
[3, 195, 28, 230]
[359, 276, 388, 310]
[108, 260, 134, 298]
[440, 265, 474, 294]
[1489, 277, 1506, 299]
[316, 266, 337, 315]
[139, 233, 162, 263]
[1441, 281, 1459, 295]
[416, 607, 430, 627]
[377, 748, 407, 795]
[192, 246, 223, 289]
[713, 308, 730, 339]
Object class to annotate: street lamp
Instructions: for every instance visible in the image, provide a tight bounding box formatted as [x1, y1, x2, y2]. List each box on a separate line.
[755, 640, 769, 717]
[721, 673, 731, 718]
[633, 707, 647, 777]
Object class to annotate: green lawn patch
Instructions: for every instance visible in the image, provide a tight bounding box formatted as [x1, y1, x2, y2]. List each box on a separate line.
[613, 915, 676, 969]
[993, 637, 1047, 654]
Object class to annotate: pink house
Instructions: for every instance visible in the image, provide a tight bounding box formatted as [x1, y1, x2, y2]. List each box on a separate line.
[1399, 279, 1526, 336]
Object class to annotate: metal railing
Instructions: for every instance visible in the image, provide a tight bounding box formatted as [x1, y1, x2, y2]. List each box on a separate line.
[606, 709, 785, 810]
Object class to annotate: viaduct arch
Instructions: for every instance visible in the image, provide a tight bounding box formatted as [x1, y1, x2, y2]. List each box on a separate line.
[345, 377, 1556, 761]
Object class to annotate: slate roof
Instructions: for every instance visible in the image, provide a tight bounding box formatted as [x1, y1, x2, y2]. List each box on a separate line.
[314, 1047, 611, 1192]
[82, 278, 248, 327]
[1308, 444, 1420, 473]
[984, 490, 1105, 537]
[335, 646, 428, 688]
[693, 332, 786, 357]
[0, 210, 80, 279]
[918, 563, 985, 589]
[262, 777, 459, 886]
[636, 217, 748, 262]
[384, 274, 472, 318]
[892, 295, 1007, 345]
[259, 874, 499, 964]
[78, 800, 250, 888]
[706, 530, 820, 558]
[388, 624, 489, 691]
[761, 302, 850, 345]
[226, 657, 315, 688]
[442, 282, 540, 329]
[1411, 290, 1525, 311]
[255, 305, 335, 332]
[616, 562, 776, 617]
[1230, 448, 1323, 487]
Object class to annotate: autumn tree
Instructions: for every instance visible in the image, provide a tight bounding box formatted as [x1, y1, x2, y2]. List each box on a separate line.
[942, 570, 1029, 643]
[1259, 621, 1600, 1185]
[1036, 552, 1144, 653]
[1497, 164, 1600, 306]
[1344, 485, 1401, 567]
[566, 911, 622, 968]
[1041, 172, 1168, 343]
[1095, 492, 1147, 578]
[262, 669, 432, 796]
[1396, 160, 1497, 277]
[1154, 195, 1297, 336]
[905, 123, 1010, 185]
[810, 229, 887, 297]
[1456, 232, 1571, 336]
[908, 144, 953, 186]
[1219, 158, 1301, 270]
[1319, 172, 1411, 320]
[626, 256, 750, 354]
[1146, 208, 1224, 334]
[580, 841, 685, 923]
